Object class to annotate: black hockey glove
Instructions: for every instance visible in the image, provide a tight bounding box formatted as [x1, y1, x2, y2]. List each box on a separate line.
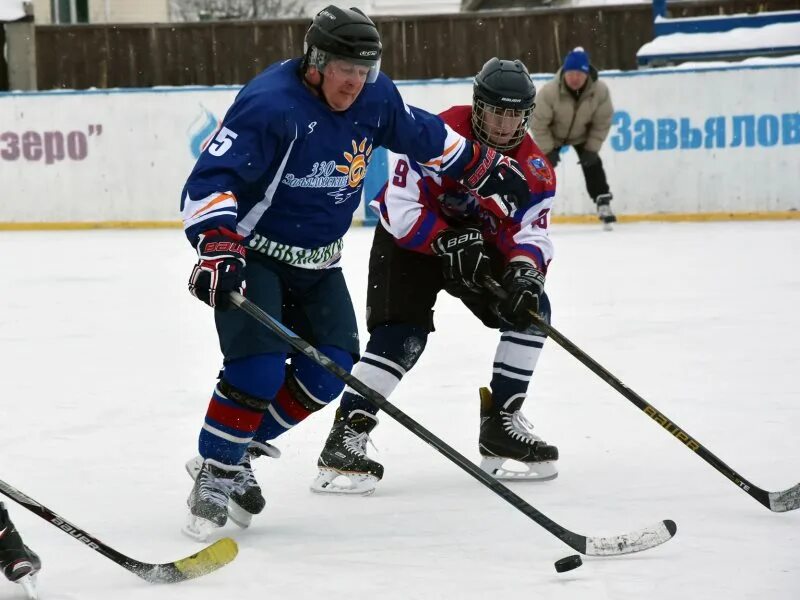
[188, 227, 246, 310]
[578, 150, 600, 168]
[459, 143, 529, 218]
[432, 228, 492, 296]
[546, 149, 561, 168]
[499, 261, 545, 330]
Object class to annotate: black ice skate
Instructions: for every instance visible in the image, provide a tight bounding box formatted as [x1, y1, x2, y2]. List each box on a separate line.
[311, 408, 383, 495]
[596, 193, 617, 231]
[183, 459, 240, 542]
[185, 442, 280, 529]
[0, 503, 40, 600]
[478, 387, 559, 481]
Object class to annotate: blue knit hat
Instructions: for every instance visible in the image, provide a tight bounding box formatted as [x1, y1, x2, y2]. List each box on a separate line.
[563, 47, 590, 73]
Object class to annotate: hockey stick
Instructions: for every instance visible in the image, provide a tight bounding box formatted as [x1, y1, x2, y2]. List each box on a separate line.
[0, 478, 238, 583]
[228, 291, 676, 556]
[482, 276, 800, 512]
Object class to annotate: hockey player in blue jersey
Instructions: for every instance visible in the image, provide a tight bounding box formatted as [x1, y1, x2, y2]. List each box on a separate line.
[180, 4, 533, 541]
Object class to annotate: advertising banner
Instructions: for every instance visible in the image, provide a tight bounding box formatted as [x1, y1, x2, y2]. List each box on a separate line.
[1, 62, 798, 226]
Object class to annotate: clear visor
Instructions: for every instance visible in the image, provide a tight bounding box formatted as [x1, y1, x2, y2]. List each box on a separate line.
[471, 99, 532, 152]
[309, 48, 381, 84]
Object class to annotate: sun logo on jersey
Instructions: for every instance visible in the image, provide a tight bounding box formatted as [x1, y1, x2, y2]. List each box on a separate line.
[336, 138, 372, 188]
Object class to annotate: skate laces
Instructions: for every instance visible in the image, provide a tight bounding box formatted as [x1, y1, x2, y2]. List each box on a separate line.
[232, 462, 259, 495]
[343, 426, 377, 458]
[198, 468, 233, 508]
[502, 410, 544, 445]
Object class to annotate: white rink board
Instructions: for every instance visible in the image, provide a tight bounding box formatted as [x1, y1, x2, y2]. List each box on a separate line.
[0, 63, 798, 224]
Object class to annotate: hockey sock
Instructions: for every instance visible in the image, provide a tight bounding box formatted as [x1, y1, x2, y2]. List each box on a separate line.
[198, 353, 285, 464]
[490, 329, 546, 409]
[340, 323, 428, 416]
[253, 345, 354, 442]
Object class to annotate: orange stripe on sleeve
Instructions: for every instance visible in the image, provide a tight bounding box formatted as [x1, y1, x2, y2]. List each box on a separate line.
[190, 193, 236, 219]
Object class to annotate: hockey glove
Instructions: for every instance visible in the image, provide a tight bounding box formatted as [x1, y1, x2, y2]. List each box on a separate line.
[546, 149, 561, 168]
[499, 261, 545, 330]
[432, 228, 492, 296]
[188, 227, 246, 310]
[459, 143, 529, 219]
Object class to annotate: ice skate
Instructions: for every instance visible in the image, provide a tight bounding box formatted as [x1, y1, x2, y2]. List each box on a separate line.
[185, 442, 280, 528]
[311, 408, 383, 495]
[478, 387, 558, 481]
[596, 193, 616, 231]
[183, 460, 240, 542]
[0, 503, 41, 600]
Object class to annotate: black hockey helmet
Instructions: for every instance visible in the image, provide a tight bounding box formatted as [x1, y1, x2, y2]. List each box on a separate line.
[472, 58, 536, 151]
[303, 6, 382, 83]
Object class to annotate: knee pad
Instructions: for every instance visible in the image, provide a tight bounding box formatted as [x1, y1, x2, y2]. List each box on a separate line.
[366, 323, 428, 372]
[292, 345, 354, 406]
[223, 353, 287, 402]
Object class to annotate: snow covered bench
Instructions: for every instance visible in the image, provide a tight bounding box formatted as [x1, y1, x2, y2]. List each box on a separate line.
[637, 6, 800, 67]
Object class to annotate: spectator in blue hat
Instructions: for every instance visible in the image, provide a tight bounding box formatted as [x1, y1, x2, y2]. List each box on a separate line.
[531, 47, 616, 229]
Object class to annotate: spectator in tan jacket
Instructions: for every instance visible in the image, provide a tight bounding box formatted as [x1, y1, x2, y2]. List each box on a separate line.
[532, 47, 616, 228]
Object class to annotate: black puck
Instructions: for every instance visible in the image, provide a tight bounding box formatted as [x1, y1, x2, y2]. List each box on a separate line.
[554, 554, 583, 573]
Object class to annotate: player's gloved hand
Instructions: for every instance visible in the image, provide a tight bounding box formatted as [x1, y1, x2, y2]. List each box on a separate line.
[432, 227, 491, 296]
[546, 149, 561, 168]
[188, 227, 246, 310]
[459, 143, 529, 218]
[498, 261, 545, 330]
[578, 150, 600, 167]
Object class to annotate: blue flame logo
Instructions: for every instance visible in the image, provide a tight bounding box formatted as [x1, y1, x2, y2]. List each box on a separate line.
[188, 106, 222, 159]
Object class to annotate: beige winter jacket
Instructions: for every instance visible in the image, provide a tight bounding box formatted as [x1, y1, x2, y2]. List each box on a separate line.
[531, 67, 614, 154]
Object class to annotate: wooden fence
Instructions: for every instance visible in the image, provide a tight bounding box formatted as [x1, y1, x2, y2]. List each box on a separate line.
[0, 24, 7, 90]
[28, 0, 800, 90]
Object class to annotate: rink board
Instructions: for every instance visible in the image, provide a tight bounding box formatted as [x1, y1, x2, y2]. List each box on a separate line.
[1, 62, 798, 228]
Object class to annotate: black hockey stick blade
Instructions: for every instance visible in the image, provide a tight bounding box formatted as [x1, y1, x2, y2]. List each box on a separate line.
[229, 291, 676, 556]
[0, 478, 238, 583]
[481, 277, 800, 513]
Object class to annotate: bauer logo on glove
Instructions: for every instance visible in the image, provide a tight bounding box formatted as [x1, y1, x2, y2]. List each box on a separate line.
[188, 227, 247, 310]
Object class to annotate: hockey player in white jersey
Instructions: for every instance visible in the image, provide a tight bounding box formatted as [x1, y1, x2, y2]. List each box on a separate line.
[311, 58, 559, 495]
[180, 6, 533, 540]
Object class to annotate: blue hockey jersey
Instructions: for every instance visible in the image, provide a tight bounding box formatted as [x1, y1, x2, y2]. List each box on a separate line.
[180, 58, 474, 265]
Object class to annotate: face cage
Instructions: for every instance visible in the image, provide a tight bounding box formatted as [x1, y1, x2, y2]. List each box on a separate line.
[307, 47, 381, 84]
[471, 98, 533, 152]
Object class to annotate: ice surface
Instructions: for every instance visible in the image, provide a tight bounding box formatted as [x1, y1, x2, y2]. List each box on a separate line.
[1, 221, 798, 599]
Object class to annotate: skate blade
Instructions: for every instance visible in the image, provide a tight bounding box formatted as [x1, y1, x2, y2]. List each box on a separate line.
[602, 222, 614, 231]
[18, 574, 38, 600]
[227, 500, 253, 529]
[310, 469, 378, 495]
[182, 513, 224, 543]
[479, 457, 558, 481]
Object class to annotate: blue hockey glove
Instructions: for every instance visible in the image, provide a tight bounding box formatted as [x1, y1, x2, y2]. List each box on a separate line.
[459, 143, 529, 218]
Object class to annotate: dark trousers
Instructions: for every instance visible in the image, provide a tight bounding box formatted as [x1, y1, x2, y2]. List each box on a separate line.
[569, 143, 611, 202]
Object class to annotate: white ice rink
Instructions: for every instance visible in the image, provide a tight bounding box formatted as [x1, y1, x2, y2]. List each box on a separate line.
[1, 221, 798, 599]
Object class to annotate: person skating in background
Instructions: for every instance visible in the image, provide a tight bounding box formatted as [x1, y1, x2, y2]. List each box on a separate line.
[531, 47, 616, 229]
[0, 503, 40, 600]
